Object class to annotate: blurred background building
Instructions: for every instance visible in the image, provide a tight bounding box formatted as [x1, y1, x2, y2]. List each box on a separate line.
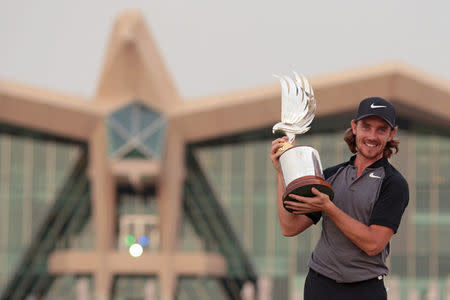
[0, 5, 449, 300]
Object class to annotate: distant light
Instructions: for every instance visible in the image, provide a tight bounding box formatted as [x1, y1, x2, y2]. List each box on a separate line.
[125, 235, 136, 247]
[138, 235, 149, 247]
[129, 243, 143, 257]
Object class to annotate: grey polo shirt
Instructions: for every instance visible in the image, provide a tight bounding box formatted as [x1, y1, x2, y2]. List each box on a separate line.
[306, 156, 409, 283]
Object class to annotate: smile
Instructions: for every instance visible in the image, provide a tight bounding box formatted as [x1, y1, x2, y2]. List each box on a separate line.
[364, 142, 378, 147]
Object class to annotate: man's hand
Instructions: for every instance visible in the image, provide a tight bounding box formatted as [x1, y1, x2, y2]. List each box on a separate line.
[270, 136, 290, 173]
[287, 187, 394, 255]
[284, 187, 332, 214]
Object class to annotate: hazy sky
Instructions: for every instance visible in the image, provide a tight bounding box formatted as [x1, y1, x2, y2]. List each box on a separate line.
[1, 0, 449, 100]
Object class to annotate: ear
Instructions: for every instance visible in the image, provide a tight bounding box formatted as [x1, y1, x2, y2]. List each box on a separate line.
[351, 120, 357, 135]
[388, 126, 397, 141]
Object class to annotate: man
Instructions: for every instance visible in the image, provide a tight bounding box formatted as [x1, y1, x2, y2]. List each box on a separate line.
[270, 97, 409, 300]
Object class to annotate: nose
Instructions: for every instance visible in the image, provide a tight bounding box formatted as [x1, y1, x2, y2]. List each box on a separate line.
[367, 129, 378, 141]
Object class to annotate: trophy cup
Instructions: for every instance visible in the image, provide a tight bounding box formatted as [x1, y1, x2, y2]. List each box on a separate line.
[273, 72, 334, 213]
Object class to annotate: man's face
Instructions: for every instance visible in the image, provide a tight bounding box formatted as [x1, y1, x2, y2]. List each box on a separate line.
[351, 116, 397, 161]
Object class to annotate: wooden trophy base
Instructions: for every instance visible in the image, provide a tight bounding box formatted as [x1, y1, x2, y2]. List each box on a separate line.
[282, 176, 334, 213]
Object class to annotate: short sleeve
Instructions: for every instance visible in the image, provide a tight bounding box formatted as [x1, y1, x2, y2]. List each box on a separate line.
[369, 172, 409, 233]
[306, 212, 322, 224]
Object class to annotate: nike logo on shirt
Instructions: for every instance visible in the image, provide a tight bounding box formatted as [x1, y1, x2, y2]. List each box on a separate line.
[369, 172, 382, 179]
[370, 104, 387, 109]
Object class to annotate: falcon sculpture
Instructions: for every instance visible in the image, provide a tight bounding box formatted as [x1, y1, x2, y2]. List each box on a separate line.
[272, 72, 316, 144]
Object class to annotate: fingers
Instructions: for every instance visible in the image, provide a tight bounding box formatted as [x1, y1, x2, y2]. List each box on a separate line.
[284, 201, 307, 210]
[287, 194, 319, 210]
[289, 188, 326, 201]
[288, 193, 312, 203]
[310, 188, 330, 202]
[311, 187, 321, 196]
[269, 136, 290, 172]
[286, 188, 331, 213]
[271, 136, 289, 147]
[271, 137, 289, 155]
[284, 200, 320, 214]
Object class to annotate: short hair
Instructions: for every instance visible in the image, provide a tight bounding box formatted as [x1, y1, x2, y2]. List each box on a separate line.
[343, 122, 399, 159]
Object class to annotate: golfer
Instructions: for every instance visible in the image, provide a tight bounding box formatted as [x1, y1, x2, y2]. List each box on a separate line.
[270, 97, 409, 299]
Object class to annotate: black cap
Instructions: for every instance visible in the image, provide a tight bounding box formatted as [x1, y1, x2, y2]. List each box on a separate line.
[355, 97, 396, 128]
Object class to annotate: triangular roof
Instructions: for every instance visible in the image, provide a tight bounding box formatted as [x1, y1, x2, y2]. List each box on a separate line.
[94, 9, 181, 113]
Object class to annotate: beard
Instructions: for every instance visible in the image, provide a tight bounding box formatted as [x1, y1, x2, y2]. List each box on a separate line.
[355, 137, 386, 161]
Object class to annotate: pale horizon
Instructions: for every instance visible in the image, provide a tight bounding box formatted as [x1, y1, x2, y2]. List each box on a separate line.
[1, 0, 450, 100]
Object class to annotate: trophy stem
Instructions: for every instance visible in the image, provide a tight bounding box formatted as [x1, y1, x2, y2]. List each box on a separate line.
[286, 132, 295, 144]
[278, 141, 293, 153]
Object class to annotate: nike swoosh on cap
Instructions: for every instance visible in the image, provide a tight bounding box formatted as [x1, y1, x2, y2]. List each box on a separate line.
[370, 103, 387, 109]
[369, 172, 381, 179]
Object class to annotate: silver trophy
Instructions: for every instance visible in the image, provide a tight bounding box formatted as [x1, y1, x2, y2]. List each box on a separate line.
[273, 72, 334, 213]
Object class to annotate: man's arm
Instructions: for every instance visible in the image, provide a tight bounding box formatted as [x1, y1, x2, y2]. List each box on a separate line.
[285, 188, 393, 256]
[276, 173, 314, 236]
[320, 197, 393, 256]
[270, 137, 314, 236]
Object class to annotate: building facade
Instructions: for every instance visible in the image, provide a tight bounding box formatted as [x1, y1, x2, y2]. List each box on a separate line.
[0, 10, 449, 300]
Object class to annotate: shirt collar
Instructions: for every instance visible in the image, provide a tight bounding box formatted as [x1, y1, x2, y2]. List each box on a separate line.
[348, 155, 388, 169]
